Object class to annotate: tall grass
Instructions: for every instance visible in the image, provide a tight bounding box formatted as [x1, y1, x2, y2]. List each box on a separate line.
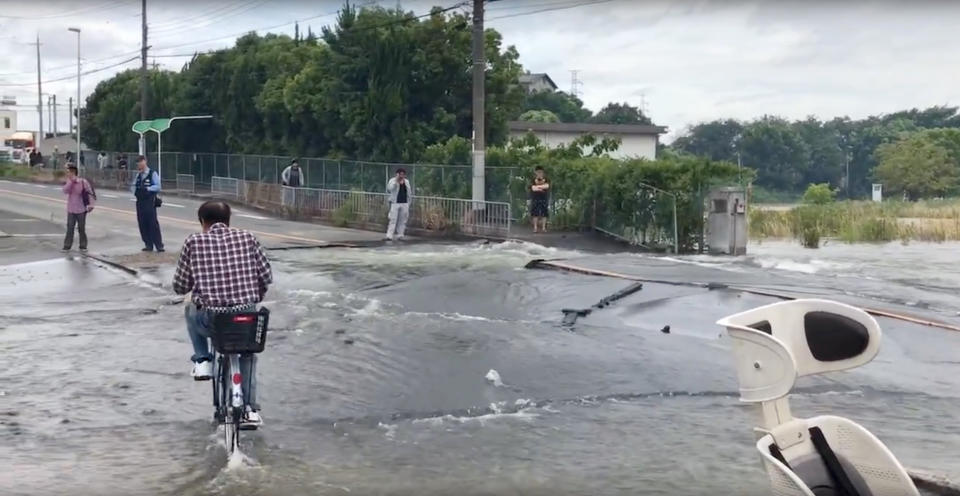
[0, 163, 31, 179]
[750, 200, 960, 245]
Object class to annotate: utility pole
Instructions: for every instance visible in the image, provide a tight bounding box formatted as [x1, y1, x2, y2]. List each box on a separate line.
[69, 97, 73, 138]
[32, 35, 43, 141]
[52, 95, 57, 136]
[140, 0, 148, 155]
[47, 96, 52, 134]
[471, 0, 485, 207]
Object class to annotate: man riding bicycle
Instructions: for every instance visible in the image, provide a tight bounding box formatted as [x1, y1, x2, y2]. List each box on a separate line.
[173, 201, 273, 428]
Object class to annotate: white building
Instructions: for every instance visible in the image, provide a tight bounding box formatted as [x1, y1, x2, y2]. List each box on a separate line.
[0, 109, 16, 141]
[507, 121, 667, 160]
[518, 73, 558, 93]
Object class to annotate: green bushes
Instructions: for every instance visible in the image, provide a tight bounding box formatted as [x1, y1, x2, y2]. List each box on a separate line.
[0, 163, 31, 179]
[423, 134, 742, 251]
[802, 183, 836, 205]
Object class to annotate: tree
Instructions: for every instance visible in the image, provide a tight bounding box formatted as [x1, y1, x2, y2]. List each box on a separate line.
[793, 117, 845, 187]
[591, 102, 652, 125]
[739, 116, 810, 192]
[520, 90, 592, 123]
[671, 119, 743, 163]
[874, 135, 958, 199]
[518, 110, 560, 123]
[83, 4, 525, 162]
[83, 69, 180, 152]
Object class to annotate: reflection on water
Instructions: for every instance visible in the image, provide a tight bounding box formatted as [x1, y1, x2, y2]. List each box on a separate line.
[1, 242, 959, 495]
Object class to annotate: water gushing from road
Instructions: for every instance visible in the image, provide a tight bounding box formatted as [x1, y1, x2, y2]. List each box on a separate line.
[2, 241, 959, 495]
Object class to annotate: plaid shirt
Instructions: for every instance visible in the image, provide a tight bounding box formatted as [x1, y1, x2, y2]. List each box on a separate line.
[173, 223, 273, 308]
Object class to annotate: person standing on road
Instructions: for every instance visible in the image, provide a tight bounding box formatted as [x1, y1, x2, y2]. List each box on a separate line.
[131, 155, 164, 252]
[385, 168, 412, 240]
[173, 201, 273, 428]
[61, 164, 95, 252]
[530, 166, 550, 233]
[280, 159, 304, 187]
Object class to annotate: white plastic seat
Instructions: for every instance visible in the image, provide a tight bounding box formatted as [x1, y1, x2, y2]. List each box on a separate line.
[717, 299, 919, 496]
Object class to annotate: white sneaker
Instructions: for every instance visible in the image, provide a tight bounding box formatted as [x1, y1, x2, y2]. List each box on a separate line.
[241, 406, 263, 430]
[191, 360, 213, 381]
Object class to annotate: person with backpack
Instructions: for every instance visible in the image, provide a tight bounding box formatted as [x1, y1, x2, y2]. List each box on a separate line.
[61, 164, 95, 252]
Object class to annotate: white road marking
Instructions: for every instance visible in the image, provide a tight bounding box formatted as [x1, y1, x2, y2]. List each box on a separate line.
[102, 194, 119, 199]
[4, 234, 63, 237]
[4, 219, 41, 222]
[32, 184, 49, 188]
[237, 214, 271, 220]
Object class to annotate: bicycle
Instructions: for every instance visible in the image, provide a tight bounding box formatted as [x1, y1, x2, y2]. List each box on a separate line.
[209, 307, 270, 455]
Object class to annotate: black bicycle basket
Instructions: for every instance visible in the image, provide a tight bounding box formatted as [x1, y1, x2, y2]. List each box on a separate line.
[211, 307, 270, 354]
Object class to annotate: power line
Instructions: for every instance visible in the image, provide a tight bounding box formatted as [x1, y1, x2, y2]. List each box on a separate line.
[1, 2, 470, 87]
[150, 0, 467, 54]
[0, 49, 142, 78]
[150, 0, 268, 37]
[0, 0, 131, 20]
[0, 56, 141, 87]
[146, 0, 235, 30]
[487, 0, 621, 20]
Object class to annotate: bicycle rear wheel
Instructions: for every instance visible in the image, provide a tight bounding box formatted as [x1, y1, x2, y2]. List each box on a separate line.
[218, 354, 239, 455]
[223, 409, 240, 455]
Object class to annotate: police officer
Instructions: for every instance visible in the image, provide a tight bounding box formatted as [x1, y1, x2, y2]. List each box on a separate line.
[132, 155, 165, 252]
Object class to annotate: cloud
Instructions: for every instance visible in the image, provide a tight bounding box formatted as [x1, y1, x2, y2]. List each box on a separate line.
[2, 0, 959, 142]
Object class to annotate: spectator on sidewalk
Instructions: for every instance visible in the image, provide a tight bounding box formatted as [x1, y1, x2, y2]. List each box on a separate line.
[61, 164, 95, 252]
[530, 166, 550, 233]
[97, 152, 107, 170]
[385, 168, 413, 241]
[281, 159, 304, 187]
[131, 155, 164, 252]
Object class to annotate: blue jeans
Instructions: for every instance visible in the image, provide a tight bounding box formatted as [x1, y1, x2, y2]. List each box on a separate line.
[186, 303, 259, 409]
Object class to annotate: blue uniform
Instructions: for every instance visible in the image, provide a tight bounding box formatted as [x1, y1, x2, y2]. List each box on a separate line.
[132, 168, 164, 251]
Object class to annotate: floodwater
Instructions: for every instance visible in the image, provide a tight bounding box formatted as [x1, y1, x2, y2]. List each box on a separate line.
[1, 240, 959, 496]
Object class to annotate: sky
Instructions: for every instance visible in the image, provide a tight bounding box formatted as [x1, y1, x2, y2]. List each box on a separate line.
[1, 0, 959, 142]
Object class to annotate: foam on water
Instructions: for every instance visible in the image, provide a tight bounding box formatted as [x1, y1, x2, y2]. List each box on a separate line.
[485, 369, 505, 387]
[378, 422, 398, 439]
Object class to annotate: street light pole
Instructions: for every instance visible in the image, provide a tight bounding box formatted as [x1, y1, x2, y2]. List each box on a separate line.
[68, 27, 81, 169]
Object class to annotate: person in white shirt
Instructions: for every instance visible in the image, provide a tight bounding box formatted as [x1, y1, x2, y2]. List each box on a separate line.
[385, 168, 413, 240]
[280, 159, 304, 187]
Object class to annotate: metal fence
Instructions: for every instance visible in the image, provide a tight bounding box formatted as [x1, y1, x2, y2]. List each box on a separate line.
[211, 176, 240, 198]
[241, 182, 512, 238]
[593, 183, 678, 253]
[176, 174, 195, 194]
[82, 150, 686, 250]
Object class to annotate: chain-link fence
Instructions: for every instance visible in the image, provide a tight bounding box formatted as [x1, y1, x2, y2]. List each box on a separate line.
[592, 183, 679, 253]
[81, 149, 700, 252]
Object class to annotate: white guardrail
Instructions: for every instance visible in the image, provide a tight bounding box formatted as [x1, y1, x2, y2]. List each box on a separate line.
[273, 186, 511, 237]
[211, 175, 240, 198]
[176, 174, 195, 194]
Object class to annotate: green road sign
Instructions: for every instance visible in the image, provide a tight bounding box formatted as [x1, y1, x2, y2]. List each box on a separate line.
[132, 118, 174, 134]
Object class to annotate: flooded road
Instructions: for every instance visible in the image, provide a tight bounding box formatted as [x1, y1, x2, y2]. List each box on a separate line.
[2, 240, 959, 495]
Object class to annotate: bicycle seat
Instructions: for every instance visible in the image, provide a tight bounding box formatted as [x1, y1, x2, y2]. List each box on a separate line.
[717, 299, 919, 496]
